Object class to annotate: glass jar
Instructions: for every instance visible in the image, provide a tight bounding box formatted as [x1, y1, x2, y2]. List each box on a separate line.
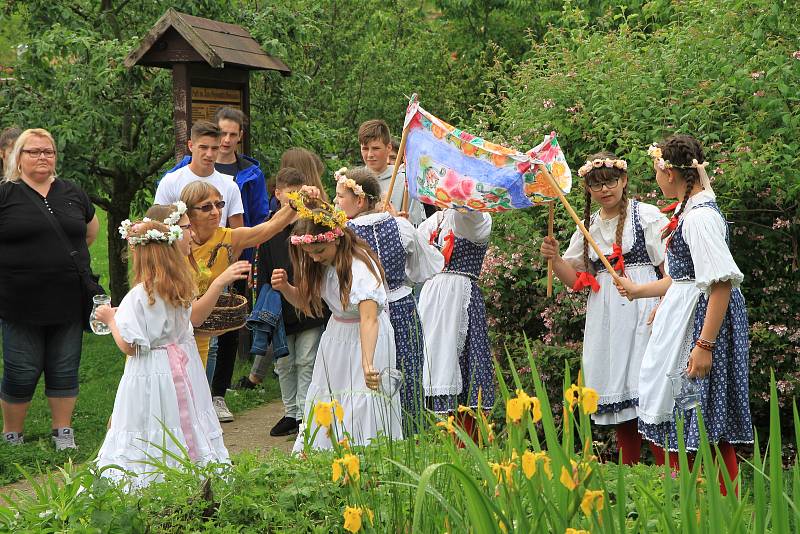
[90, 294, 112, 335]
[667, 368, 700, 410]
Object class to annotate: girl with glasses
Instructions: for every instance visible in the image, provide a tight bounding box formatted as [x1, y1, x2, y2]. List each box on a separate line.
[540, 151, 668, 465]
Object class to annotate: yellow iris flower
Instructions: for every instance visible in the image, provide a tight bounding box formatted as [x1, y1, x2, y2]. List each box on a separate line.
[314, 400, 345, 428]
[563, 384, 599, 415]
[580, 489, 605, 516]
[343, 506, 363, 533]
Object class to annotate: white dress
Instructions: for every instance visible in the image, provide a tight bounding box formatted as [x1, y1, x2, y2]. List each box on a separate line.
[562, 201, 668, 424]
[637, 191, 746, 429]
[416, 210, 493, 410]
[293, 259, 402, 452]
[96, 284, 229, 490]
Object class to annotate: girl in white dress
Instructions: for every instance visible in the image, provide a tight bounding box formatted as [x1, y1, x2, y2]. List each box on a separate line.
[94, 203, 249, 490]
[540, 152, 668, 465]
[271, 194, 402, 451]
[335, 167, 444, 434]
[616, 135, 751, 494]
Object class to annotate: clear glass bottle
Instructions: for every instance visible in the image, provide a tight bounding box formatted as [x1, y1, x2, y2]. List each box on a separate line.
[90, 294, 112, 335]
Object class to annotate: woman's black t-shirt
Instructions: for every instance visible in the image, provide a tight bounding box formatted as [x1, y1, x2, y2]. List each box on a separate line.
[0, 179, 95, 325]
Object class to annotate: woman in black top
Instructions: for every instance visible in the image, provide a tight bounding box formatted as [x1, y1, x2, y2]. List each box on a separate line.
[0, 128, 99, 450]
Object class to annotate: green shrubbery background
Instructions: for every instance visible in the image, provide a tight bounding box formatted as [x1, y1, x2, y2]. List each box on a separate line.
[1, 0, 798, 445]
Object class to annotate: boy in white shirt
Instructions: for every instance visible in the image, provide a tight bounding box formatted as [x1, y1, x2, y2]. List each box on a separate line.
[155, 120, 244, 228]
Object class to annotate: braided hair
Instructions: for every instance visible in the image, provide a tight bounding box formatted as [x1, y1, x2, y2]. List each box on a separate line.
[658, 134, 705, 240]
[581, 151, 629, 271]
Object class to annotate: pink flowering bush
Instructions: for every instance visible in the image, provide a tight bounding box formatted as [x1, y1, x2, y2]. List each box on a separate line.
[473, 0, 800, 444]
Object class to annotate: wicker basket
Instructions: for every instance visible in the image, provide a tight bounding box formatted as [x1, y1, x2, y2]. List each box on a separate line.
[195, 292, 248, 336]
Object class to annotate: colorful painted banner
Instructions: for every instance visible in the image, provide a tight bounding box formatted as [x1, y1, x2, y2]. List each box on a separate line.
[403, 100, 572, 212]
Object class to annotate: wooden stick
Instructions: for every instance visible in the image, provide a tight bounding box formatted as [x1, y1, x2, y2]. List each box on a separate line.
[384, 124, 409, 212]
[401, 181, 410, 214]
[547, 202, 554, 297]
[538, 165, 622, 285]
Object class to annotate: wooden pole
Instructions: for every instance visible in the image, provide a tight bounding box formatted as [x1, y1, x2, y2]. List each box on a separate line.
[538, 165, 622, 285]
[401, 181, 410, 214]
[384, 123, 409, 212]
[547, 202, 554, 297]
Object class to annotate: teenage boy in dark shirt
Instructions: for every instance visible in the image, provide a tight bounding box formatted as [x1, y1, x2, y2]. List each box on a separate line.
[236, 168, 328, 436]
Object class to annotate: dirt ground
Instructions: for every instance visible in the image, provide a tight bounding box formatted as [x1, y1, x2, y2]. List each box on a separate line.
[0, 398, 294, 500]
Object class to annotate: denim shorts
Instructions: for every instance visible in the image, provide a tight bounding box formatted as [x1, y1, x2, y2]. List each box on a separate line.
[1, 320, 83, 403]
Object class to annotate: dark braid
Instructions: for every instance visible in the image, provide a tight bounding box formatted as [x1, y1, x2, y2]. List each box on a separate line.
[582, 187, 592, 271]
[659, 134, 704, 239]
[582, 151, 628, 269]
[614, 186, 628, 248]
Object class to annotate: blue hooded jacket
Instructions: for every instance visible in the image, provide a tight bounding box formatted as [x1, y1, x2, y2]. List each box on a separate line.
[165, 154, 269, 262]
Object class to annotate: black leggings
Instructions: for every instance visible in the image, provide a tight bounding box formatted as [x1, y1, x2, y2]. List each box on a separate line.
[210, 278, 248, 398]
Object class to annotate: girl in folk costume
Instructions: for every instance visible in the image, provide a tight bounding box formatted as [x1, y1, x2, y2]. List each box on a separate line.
[271, 193, 402, 451]
[616, 135, 751, 493]
[417, 207, 492, 438]
[94, 203, 248, 490]
[540, 152, 668, 465]
[335, 167, 444, 433]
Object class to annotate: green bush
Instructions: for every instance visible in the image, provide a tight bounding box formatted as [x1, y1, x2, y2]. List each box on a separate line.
[475, 0, 800, 443]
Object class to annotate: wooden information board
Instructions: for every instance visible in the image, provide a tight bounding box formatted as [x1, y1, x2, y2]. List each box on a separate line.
[191, 87, 242, 123]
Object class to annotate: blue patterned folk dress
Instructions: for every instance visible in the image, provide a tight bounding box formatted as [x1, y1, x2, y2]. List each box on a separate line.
[562, 200, 667, 425]
[349, 212, 444, 432]
[637, 191, 753, 451]
[417, 210, 494, 413]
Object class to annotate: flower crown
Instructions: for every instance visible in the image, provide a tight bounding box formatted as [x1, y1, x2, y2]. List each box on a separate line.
[290, 227, 345, 245]
[287, 191, 348, 229]
[647, 144, 672, 170]
[286, 191, 348, 246]
[334, 167, 366, 198]
[119, 219, 182, 246]
[163, 201, 187, 225]
[577, 158, 628, 178]
[647, 143, 715, 194]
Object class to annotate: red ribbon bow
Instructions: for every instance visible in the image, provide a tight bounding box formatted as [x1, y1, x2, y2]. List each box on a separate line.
[572, 271, 600, 292]
[660, 201, 680, 214]
[429, 228, 439, 245]
[441, 229, 456, 265]
[608, 242, 625, 275]
[662, 215, 679, 250]
[661, 215, 679, 236]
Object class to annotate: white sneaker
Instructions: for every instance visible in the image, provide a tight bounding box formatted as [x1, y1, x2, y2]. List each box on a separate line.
[52, 427, 77, 451]
[213, 396, 234, 422]
[3, 431, 23, 446]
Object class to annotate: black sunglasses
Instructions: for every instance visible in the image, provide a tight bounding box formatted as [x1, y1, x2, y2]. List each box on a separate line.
[192, 200, 226, 212]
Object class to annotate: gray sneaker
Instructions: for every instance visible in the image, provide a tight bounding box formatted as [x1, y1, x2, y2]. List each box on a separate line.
[52, 427, 77, 451]
[212, 396, 234, 423]
[3, 431, 23, 446]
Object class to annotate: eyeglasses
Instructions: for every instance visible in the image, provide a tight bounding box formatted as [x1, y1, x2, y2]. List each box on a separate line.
[587, 178, 620, 192]
[21, 149, 56, 159]
[192, 200, 226, 212]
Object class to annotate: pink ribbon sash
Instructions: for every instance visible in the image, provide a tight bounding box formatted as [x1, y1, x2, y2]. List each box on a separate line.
[165, 343, 199, 461]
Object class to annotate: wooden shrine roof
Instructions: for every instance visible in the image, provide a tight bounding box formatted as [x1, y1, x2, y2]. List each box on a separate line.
[124, 8, 290, 74]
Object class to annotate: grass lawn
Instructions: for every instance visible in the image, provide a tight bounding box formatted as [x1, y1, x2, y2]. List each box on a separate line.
[0, 210, 279, 485]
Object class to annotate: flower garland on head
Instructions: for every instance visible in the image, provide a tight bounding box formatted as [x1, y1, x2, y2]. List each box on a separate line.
[290, 227, 344, 245]
[577, 158, 628, 178]
[335, 167, 377, 200]
[286, 191, 348, 246]
[163, 201, 187, 226]
[119, 218, 183, 246]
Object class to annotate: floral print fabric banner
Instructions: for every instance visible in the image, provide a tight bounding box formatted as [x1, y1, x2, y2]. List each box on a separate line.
[403, 101, 572, 212]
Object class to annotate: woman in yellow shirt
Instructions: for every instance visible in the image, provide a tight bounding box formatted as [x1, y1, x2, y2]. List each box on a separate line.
[180, 180, 314, 365]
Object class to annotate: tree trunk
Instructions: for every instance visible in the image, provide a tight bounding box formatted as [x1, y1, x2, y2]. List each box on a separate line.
[107, 198, 131, 305]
